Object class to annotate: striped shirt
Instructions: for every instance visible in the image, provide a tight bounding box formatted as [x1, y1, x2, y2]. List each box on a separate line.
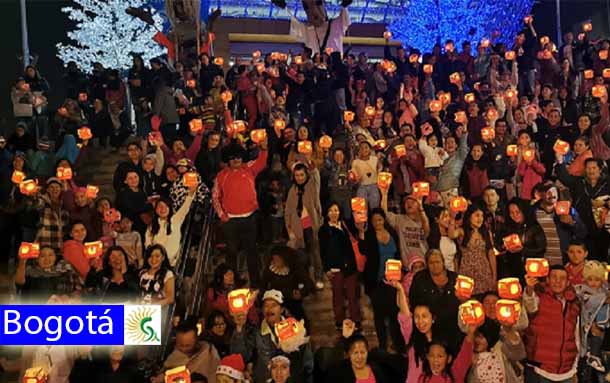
[535, 209, 562, 265]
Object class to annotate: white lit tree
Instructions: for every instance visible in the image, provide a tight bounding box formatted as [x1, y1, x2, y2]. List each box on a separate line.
[56, 0, 166, 73]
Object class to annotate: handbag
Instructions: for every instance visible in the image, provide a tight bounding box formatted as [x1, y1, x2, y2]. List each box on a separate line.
[344, 222, 366, 272]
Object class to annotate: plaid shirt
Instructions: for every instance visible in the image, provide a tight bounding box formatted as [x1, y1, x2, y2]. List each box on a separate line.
[33, 194, 70, 254]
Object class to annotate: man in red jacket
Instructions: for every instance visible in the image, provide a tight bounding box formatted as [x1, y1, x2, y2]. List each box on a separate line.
[212, 140, 268, 287]
[523, 265, 580, 382]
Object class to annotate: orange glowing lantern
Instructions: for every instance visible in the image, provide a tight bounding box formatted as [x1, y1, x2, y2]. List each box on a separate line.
[19, 242, 40, 259]
[394, 144, 407, 158]
[539, 36, 550, 46]
[555, 201, 571, 215]
[377, 172, 393, 189]
[439, 92, 451, 104]
[23, 367, 48, 383]
[164, 365, 191, 383]
[553, 139, 570, 155]
[506, 145, 518, 157]
[503, 234, 523, 252]
[232, 120, 247, 133]
[481, 127, 495, 141]
[385, 259, 402, 281]
[256, 63, 265, 73]
[85, 185, 99, 199]
[183, 172, 199, 188]
[294, 55, 303, 65]
[104, 208, 121, 223]
[252, 50, 261, 59]
[77, 127, 93, 140]
[583, 22, 593, 32]
[464, 93, 476, 103]
[409, 53, 419, 63]
[429, 100, 442, 113]
[584, 70, 594, 79]
[506, 89, 518, 99]
[423, 64, 433, 74]
[270, 52, 280, 60]
[11, 170, 25, 184]
[351, 197, 367, 213]
[497, 278, 522, 299]
[189, 119, 203, 133]
[603, 69, 610, 79]
[374, 140, 387, 150]
[365, 106, 376, 117]
[455, 275, 475, 299]
[481, 38, 490, 48]
[525, 258, 550, 277]
[523, 15, 533, 24]
[495, 299, 521, 326]
[228, 289, 253, 314]
[459, 300, 485, 326]
[214, 57, 224, 66]
[56, 167, 73, 180]
[445, 42, 454, 53]
[221, 90, 232, 103]
[78, 92, 88, 103]
[84, 241, 103, 259]
[319, 135, 333, 149]
[344, 110, 355, 122]
[383, 31, 392, 39]
[523, 148, 535, 162]
[592, 85, 607, 98]
[325, 47, 334, 55]
[296, 141, 312, 155]
[19, 179, 38, 195]
[412, 181, 430, 197]
[449, 196, 468, 213]
[273, 119, 286, 133]
[450, 72, 461, 84]
[504, 51, 516, 61]
[600, 50, 609, 60]
[250, 129, 267, 144]
[186, 79, 196, 88]
[278, 53, 288, 62]
[275, 317, 300, 342]
[421, 123, 434, 136]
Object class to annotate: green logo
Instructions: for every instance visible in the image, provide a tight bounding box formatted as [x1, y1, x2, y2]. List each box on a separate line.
[125, 306, 160, 344]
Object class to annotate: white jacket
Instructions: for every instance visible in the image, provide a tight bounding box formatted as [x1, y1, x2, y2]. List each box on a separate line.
[419, 138, 449, 168]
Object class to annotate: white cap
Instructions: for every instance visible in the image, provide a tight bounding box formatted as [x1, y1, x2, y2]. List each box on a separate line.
[262, 289, 283, 304]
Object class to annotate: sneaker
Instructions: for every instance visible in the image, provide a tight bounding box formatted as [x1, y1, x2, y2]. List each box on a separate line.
[587, 352, 606, 373]
[315, 281, 324, 290]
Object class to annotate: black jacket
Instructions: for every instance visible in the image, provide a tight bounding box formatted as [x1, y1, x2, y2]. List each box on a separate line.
[318, 222, 358, 275]
[325, 359, 390, 383]
[357, 226, 400, 293]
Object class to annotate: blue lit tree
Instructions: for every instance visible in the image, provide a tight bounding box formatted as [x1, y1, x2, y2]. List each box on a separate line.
[389, 0, 535, 53]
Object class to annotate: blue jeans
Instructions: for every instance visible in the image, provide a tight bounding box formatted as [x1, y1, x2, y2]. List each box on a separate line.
[356, 184, 380, 210]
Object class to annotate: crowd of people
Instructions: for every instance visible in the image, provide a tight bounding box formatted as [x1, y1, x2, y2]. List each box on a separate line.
[3, 12, 610, 383]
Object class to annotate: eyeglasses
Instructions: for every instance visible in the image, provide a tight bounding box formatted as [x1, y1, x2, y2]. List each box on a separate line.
[213, 322, 226, 327]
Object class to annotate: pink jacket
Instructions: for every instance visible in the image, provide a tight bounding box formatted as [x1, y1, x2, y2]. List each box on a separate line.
[398, 312, 422, 383]
[161, 131, 204, 166]
[517, 159, 545, 200]
[417, 338, 473, 383]
[62, 240, 88, 279]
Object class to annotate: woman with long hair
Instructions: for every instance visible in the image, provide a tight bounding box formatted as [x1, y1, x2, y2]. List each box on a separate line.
[85, 245, 139, 303]
[205, 263, 258, 324]
[138, 244, 174, 306]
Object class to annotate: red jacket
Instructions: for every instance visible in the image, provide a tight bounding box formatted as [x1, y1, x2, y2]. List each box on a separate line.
[524, 285, 580, 375]
[517, 159, 545, 200]
[212, 151, 268, 220]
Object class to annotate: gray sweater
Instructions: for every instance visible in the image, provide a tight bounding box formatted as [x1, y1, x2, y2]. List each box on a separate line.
[435, 133, 469, 192]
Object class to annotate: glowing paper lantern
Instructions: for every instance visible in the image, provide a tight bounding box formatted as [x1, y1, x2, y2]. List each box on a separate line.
[523, 149, 535, 162]
[11, 170, 25, 184]
[23, 367, 48, 383]
[555, 201, 571, 215]
[409, 53, 419, 63]
[385, 259, 402, 281]
[250, 129, 267, 144]
[412, 181, 430, 197]
[603, 69, 610, 79]
[506, 89, 518, 99]
[525, 258, 550, 277]
[56, 167, 73, 180]
[481, 127, 496, 140]
[221, 91, 232, 103]
[344, 110, 355, 122]
[449, 196, 468, 213]
[453, 111, 467, 125]
[600, 50, 609, 60]
[294, 56, 303, 65]
[19, 242, 40, 259]
[275, 317, 300, 342]
[297, 140, 313, 154]
[394, 144, 407, 158]
[377, 172, 393, 189]
[274, 119, 286, 131]
[584, 70, 594, 80]
[164, 365, 191, 383]
[256, 63, 265, 73]
[252, 50, 261, 59]
[19, 180, 38, 195]
[506, 145, 518, 157]
[497, 278, 522, 299]
[481, 38, 490, 48]
[365, 106, 376, 117]
[455, 275, 475, 299]
[84, 241, 103, 259]
[232, 120, 247, 133]
[351, 197, 367, 213]
[445, 42, 454, 53]
[77, 127, 92, 140]
[504, 51, 516, 60]
[592, 85, 607, 98]
[186, 79, 196, 88]
[214, 57, 224, 66]
[495, 299, 521, 326]
[539, 36, 550, 46]
[503, 234, 523, 252]
[104, 208, 121, 223]
[374, 140, 387, 150]
[459, 300, 485, 326]
[429, 100, 442, 112]
[325, 47, 334, 55]
[553, 139, 570, 155]
[182, 172, 199, 188]
[228, 289, 253, 314]
[450, 72, 461, 84]
[319, 135, 333, 149]
[423, 64, 433, 74]
[464, 93, 476, 103]
[189, 119, 203, 133]
[583, 22, 593, 32]
[85, 185, 99, 199]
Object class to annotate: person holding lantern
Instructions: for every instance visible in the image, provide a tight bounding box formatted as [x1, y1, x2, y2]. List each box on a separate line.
[436, 126, 469, 207]
[522, 264, 580, 382]
[350, 141, 381, 209]
[29, 177, 71, 254]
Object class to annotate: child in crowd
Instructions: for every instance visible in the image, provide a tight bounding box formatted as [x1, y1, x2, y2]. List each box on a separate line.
[565, 241, 589, 286]
[419, 127, 448, 186]
[418, 324, 476, 383]
[115, 215, 143, 269]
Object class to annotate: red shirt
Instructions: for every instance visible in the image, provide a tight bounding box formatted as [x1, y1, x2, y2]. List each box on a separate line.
[565, 262, 585, 285]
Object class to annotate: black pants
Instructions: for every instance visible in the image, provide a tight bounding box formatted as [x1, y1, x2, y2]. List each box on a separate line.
[221, 214, 260, 287]
[368, 284, 406, 353]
